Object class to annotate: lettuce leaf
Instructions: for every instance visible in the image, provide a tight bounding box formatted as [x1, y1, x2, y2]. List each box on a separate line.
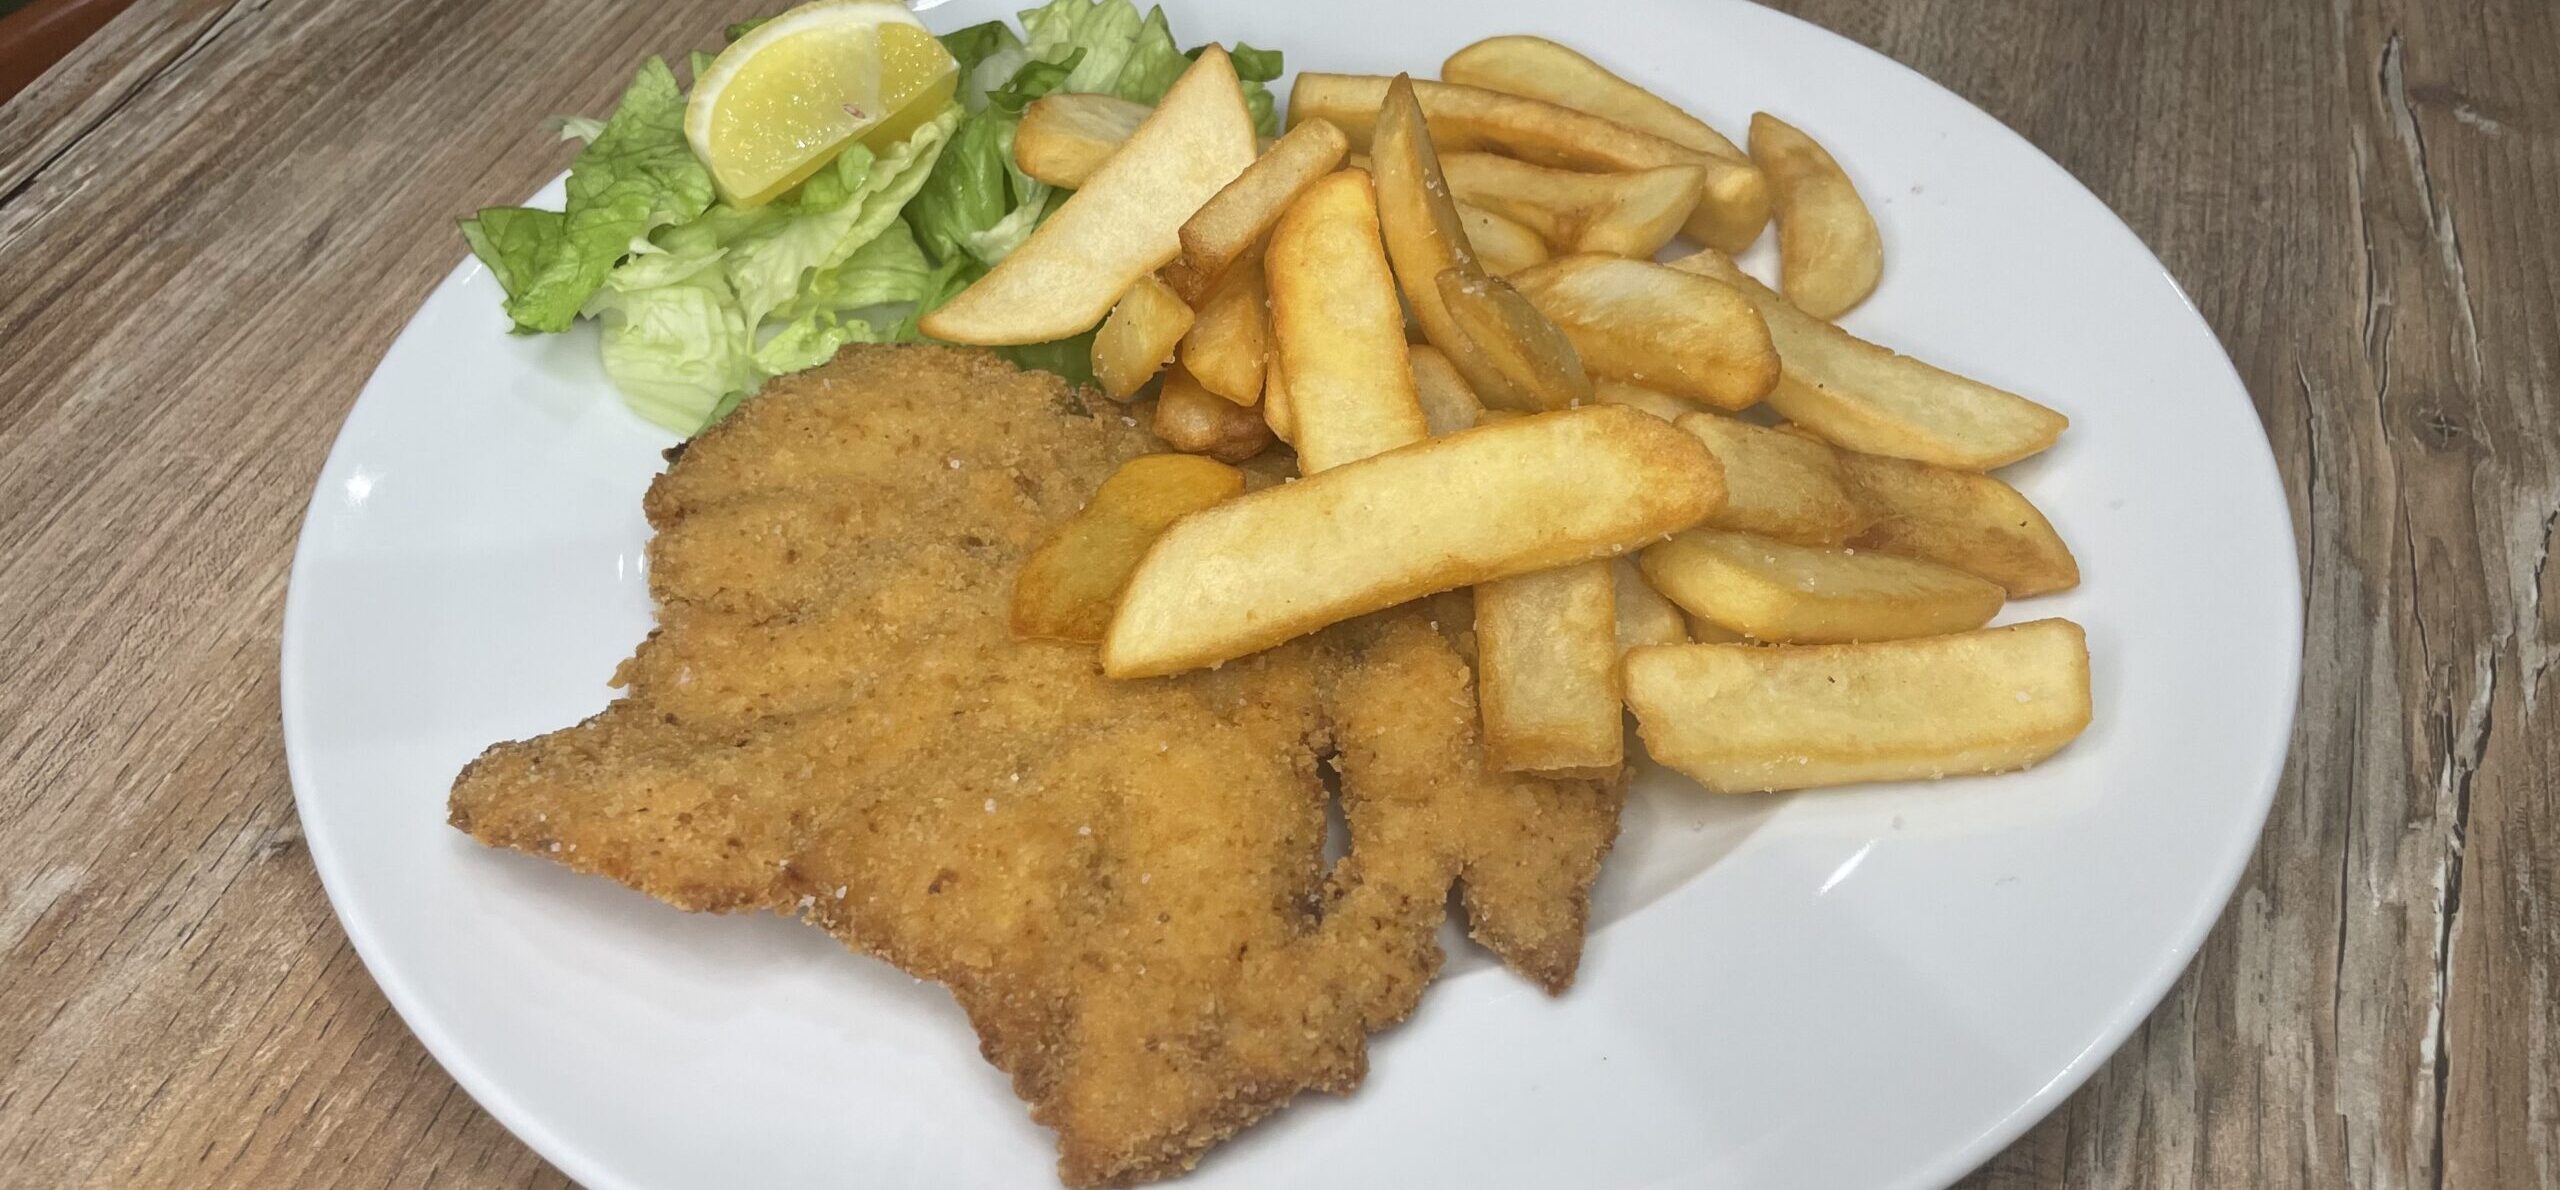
[464, 58, 715, 334]
[718, 105, 960, 332]
[586, 270, 758, 433]
[756, 219, 965, 375]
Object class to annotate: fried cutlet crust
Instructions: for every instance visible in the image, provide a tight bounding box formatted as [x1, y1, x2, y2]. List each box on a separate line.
[448, 346, 1623, 1186]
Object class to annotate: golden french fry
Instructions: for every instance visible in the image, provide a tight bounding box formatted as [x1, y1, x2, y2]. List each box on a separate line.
[1676, 413, 1867, 545]
[1409, 345, 1486, 435]
[1014, 92, 1154, 188]
[1434, 269, 1593, 411]
[1179, 256, 1268, 405]
[1624, 619, 2093, 793]
[1592, 380, 1700, 423]
[1670, 250, 2067, 468]
[1163, 117, 1351, 302]
[1457, 200, 1550, 275]
[1476, 562, 1623, 777]
[1103, 406, 1725, 677]
[1013, 453, 1245, 642]
[1262, 359, 1296, 443]
[1439, 152, 1702, 259]
[1441, 35, 1746, 160]
[1509, 254, 1776, 410]
[1153, 368, 1275, 463]
[1612, 556, 1688, 651]
[1288, 73, 1770, 253]
[923, 50, 1256, 345]
[1266, 170, 1427, 473]
[1090, 274, 1194, 400]
[1370, 73, 1537, 412]
[1683, 614, 1748, 644]
[1641, 527, 2004, 643]
[1834, 448, 2079, 596]
[1751, 113, 1883, 319]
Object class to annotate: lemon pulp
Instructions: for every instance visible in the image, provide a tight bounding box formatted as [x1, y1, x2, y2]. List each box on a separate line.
[689, 7, 959, 209]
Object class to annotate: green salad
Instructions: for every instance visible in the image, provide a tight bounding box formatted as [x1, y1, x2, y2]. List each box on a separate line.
[462, 0, 1283, 434]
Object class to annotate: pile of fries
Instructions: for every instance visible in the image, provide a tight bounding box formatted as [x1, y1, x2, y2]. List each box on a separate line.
[922, 38, 2092, 795]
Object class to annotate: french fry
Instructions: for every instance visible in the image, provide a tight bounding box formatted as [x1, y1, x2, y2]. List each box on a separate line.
[1014, 92, 1154, 188]
[1684, 614, 1748, 644]
[1670, 250, 2068, 468]
[1476, 562, 1623, 777]
[1265, 170, 1428, 473]
[1624, 619, 2093, 793]
[1179, 256, 1269, 405]
[922, 49, 1257, 345]
[1409, 345, 1486, 435]
[1102, 406, 1726, 677]
[1434, 269, 1593, 411]
[1288, 73, 1770, 253]
[1457, 201, 1550, 275]
[1612, 556, 1688, 651]
[1163, 117, 1352, 302]
[1370, 73, 1537, 412]
[1641, 527, 2004, 644]
[1153, 368, 1275, 463]
[1593, 380, 1700, 423]
[1833, 448, 2080, 595]
[1676, 413, 1867, 545]
[1013, 453, 1245, 642]
[1439, 152, 1703, 259]
[1751, 113, 1883, 319]
[1262, 359, 1296, 443]
[1090, 274, 1194, 400]
[1509, 254, 1777, 410]
[1442, 35, 1747, 160]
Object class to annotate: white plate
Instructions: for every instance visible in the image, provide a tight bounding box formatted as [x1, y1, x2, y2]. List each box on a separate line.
[281, 1, 2301, 1187]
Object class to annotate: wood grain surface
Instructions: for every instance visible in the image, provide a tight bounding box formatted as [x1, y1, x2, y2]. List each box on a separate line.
[0, 1, 2551, 1186]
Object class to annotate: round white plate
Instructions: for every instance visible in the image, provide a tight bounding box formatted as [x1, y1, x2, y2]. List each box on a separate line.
[282, 1, 2301, 1187]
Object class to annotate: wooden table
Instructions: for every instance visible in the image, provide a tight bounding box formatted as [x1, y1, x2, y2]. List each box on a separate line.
[2, 1, 2551, 1186]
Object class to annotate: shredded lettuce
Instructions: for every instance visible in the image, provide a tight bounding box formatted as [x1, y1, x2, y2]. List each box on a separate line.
[462, 58, 715, 334]
[464, 3, 1291, 434]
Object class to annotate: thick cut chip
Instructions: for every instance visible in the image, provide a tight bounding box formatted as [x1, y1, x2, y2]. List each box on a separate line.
[1014, 452, 1246, 641]
[1155, 368, 1276, 463]
[1677, 413, 1868, 545]
[1266, 170, 1427, 473]
[1439, 152, 1703, 259]
[1593, 380, 1700, 423]
[922, 49, 1257, 345]
[1750, 112, 1882, 320]
[1671, 250, 2068, 468]
[1684, 614, 1748, 644]
[1434, 269, 1593, 412]
[1015, 92, 1154, 188]
[1477, 562, 1622, 778]
[1163, 117, 1352, 302]
[1625, 619, 2093, 792]
[1092, 274, 1195, 400]
[1410, 345, 1487, 436]
[1641, 527, 2004, 644]
[1510, 254, 1777, 410]
[1104, 406, 1725, 677]
[1441, 35, 1747, 160]
[1180, 257, 1270, 405]
[1835, 448, 2079, 595]
[1370, 73, 1532, 411]
[1612, 556, 1689, 652]
[1458, 201, 1550, 275]
[1262, 359, 1296, 443]
[1289, 73, 1770, 252]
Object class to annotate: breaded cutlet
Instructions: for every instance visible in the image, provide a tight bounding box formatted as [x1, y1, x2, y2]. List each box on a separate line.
[448, 345, 1623, 1186]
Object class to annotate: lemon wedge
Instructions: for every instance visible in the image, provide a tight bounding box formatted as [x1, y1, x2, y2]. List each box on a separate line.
[685, 0, 959, 209]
